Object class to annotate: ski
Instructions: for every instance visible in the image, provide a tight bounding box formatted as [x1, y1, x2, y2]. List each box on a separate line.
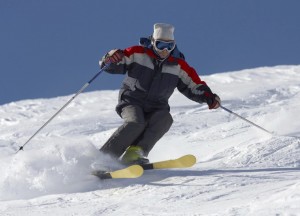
[92, 154, 196, 180]
[141, 154, 196, 170]
[92, 164, 144, 180]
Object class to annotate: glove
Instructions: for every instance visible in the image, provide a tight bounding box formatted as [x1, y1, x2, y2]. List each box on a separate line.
[205, 93, 221, 109]
[103, 49, 124, 64]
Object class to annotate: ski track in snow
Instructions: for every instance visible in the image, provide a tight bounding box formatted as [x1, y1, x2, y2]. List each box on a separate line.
[0, 65, 300, 215]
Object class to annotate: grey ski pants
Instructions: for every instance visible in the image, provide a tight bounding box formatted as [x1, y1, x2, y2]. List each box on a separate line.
[100, 105, 173, 158]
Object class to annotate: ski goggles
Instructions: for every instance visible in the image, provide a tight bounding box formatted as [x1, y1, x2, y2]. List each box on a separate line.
[153, 40, 176, 51]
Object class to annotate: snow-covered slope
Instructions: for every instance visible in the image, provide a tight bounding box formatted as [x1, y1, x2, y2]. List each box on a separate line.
[0, 65, 300, 215]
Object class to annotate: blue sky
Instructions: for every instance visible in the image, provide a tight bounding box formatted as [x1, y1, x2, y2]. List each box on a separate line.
[1, 0, 300, 105]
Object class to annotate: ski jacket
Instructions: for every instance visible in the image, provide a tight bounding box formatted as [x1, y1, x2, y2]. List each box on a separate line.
[102, 39, 213, 115]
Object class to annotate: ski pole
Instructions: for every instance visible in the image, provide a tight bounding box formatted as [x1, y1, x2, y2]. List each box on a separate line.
[220, 105, 273, 135]
[16, 65, 109, 154]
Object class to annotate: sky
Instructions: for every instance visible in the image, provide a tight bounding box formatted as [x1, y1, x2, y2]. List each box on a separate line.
[1, 0, 300, 105]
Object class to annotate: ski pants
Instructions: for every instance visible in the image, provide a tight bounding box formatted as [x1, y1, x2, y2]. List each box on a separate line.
[100, 105, 173, 158]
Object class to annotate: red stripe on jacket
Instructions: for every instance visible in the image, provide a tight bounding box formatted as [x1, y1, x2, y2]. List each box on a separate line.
[123, 45, 207, 86]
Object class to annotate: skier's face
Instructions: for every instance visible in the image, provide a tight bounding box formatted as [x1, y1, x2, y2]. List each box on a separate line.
[152, 39, 175, 59]
[156, 48, 171, 59]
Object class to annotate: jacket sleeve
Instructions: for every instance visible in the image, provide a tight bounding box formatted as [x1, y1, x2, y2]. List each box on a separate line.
[99, 46, 144, 74]
[99, 54, 127, 75]
[177, 59, 213, 104]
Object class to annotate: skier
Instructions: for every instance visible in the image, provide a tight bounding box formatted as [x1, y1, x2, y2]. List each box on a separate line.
[99, 23, 220, 165]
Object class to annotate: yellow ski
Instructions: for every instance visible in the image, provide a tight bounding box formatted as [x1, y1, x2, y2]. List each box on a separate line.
[92, 165, 144, 179]
[141, 154, 196, 170]
[92, 154, 196, 180]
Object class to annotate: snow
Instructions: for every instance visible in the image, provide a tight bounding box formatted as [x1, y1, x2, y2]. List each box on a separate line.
[0, 65, 300, 215]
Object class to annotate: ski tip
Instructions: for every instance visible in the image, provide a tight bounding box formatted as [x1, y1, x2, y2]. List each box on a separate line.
[110, 165, 144, 179]
[179, 154, 197, 167]
[151, 154, 197, 169]
[92, 165, 144, 180]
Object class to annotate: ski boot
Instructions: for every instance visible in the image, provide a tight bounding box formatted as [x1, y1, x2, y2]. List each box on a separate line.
[121, 146, 149, 165]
